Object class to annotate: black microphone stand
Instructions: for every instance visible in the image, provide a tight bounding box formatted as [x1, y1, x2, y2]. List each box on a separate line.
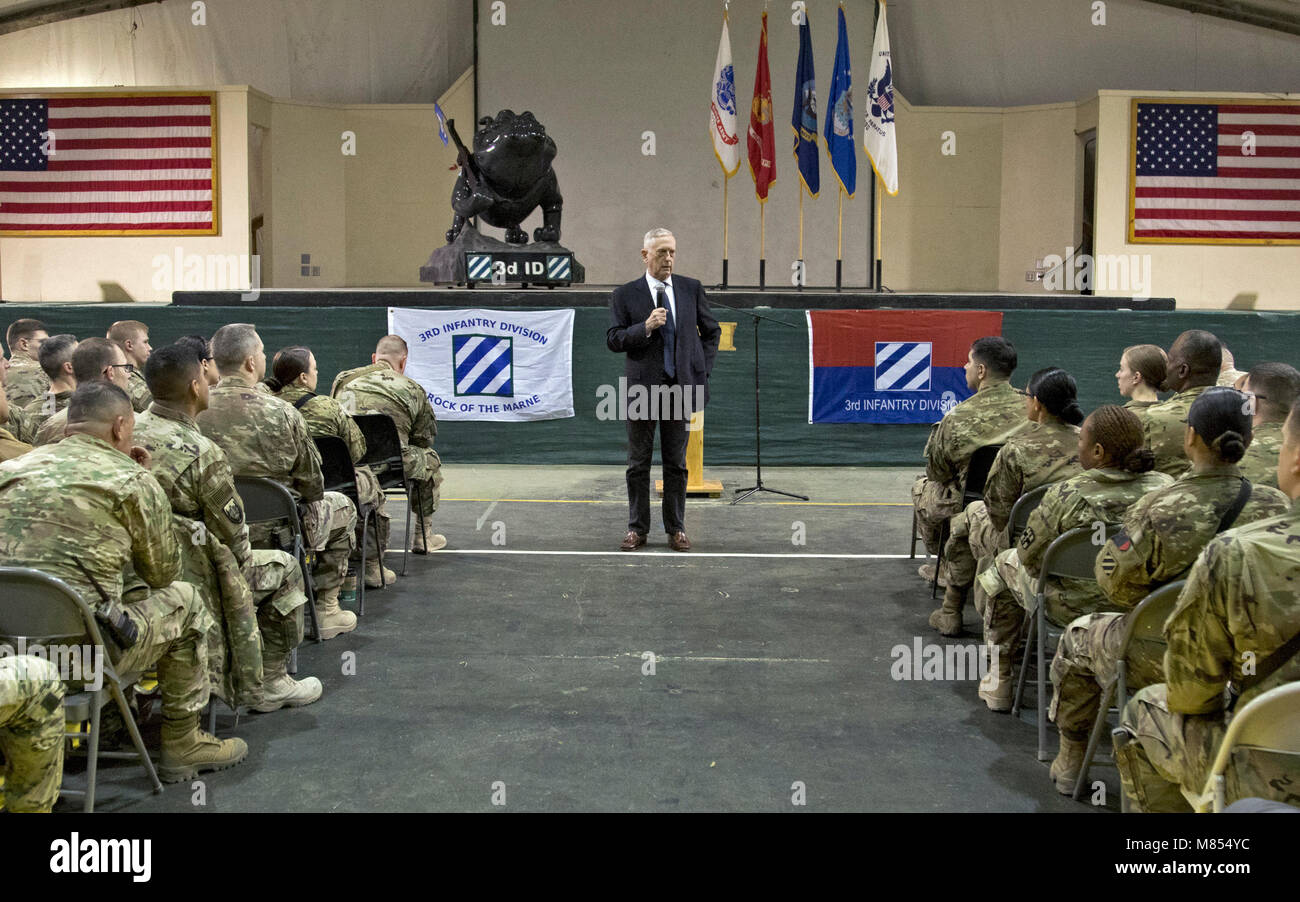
[708, 298, 808, 504]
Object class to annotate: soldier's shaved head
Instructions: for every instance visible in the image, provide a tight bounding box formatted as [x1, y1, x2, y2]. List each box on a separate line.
[1164, 330, 1222, 392]
[6, 318, 47, 355]
[107, 320, 148, 345]
[375, 335, 408, 357]
[1245, 363, 1300, 424]
[71, 338, 127, 384]
[145, 344, 202, 402]
[38, 334, 78, 381]
[66, 382, 132, 429]
[969, 337, 1016, 380]
[212, 323, 262, 375]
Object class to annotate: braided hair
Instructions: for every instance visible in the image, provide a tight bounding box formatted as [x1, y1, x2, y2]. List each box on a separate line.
[1084, 405, 1155, 472]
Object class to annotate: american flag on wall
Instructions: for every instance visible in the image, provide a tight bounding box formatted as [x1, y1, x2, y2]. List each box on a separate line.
[0, 93, 217, 236]
[1129, 98, 1300, 245]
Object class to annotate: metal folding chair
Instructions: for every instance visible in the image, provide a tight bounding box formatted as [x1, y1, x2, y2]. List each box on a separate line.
[929, 443, 1005, 598]
[1072, 580, 1185, 803]
[1012, 523, 1120, 761]
[234, 476, 321, 645]
[353, 413, 427, 577]
[315, 434, 380, 615]
[0, 566, 163, 812]
[1194, 682, 1300, 812]
[1007, 484, 1049, 547]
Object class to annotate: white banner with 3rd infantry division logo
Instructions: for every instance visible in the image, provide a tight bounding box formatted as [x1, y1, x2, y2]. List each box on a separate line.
[389, 307, 575, 422]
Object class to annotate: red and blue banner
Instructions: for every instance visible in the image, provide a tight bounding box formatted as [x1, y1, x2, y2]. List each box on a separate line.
[807, 310, 1003, 424]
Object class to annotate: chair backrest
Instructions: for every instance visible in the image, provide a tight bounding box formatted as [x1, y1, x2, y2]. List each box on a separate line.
[1040, 523, 1121, 584]
[1122, 580, 1186, 647]
[1008, 484, 1050, 545]
[962, 444, 1005, 503]
[234, 476, 301, 531]
[314, 435, 359, 501]
[352, 413, 405, 489]
[0, 566, 94, 650]
[1201, 682, 1300, 811]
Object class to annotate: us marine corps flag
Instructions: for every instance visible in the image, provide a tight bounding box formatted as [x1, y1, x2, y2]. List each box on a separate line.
[748, 9, 776, 287]
[710, 6, 741, 286]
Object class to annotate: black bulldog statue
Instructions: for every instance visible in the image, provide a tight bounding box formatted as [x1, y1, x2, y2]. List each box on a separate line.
[446, 109, 563, 245]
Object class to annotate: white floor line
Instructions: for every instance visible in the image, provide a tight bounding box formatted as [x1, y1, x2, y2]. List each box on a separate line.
[424, 549, 916, 559]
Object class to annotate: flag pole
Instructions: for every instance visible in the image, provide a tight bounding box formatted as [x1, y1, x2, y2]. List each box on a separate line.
[874, 173, 884, 292]
[836, 186, 844, 291]
[722, 174, 730, 288]
[797, 183, 804, 292]
[759, 203, 766, 290]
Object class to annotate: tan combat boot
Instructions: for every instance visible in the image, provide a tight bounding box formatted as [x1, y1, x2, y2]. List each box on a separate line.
[1051, 735, 1088, 795]
[978, 649, 1014, 712]
[411, 518, 447, 553]
[159, 713, 249, 783]
[253, 658, 323, 713]
[365, 555, 396, 588]
[928, 586, 966, 637]
[314, 585, 357, 639]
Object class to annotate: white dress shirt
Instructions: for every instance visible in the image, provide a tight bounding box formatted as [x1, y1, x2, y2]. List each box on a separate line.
[644, 272, 677, 324]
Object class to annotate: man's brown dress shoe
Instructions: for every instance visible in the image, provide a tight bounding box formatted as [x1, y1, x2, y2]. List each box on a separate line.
[620, 531, 647, 551]
[668, 531, 691, 552]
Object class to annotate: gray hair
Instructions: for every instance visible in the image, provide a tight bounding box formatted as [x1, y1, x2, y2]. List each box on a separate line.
[211, 323, 261, 375]
[642, 228, 674, 250]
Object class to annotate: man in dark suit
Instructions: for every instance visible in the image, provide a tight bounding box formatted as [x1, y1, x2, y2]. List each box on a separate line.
[607, 228, 721, 552]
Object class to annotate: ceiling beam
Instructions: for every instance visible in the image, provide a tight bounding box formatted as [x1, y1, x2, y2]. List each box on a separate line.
[1140, 0, 1300, 37]
[0, 0, 165, 37]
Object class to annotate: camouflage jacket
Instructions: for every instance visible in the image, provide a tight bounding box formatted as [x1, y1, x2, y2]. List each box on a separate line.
[4, 358, 50, 410]
[1124, 399, 1158, 413]
[1095, 464, 1290, 610]
[1018, 466, 1173, 624]
[0, 433, 181, 612]
[32, 407, 69, 446]
[21, 389, 72, 436]
[4, 403, 36, 445]
[984, 418, 1082, 532]
[1164, 497, 1300, 715]
[132, 403, 264, 703]
[1144, 384, 1211, 478]
[1239, 420, 1283, 490]
[0, 425, 31, 462]
[330, 360, 437, 449]
[124, 368, 152, 413]
[923, 380, 1025, 488]
[197, 373, 324, 502]
[275, 385, 367, 463]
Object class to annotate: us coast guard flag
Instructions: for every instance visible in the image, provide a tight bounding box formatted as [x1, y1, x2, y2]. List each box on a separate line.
[389, 307, 574, 422]
[863, 0, 898, 196]
[710, 11, 741, 176]
[807, 310, 1002, 424]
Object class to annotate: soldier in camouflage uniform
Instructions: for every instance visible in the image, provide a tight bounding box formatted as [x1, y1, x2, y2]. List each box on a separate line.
[270, 346, 394, 587]
[4, 319, 51, 410]
[912, 337, 1024, 586]
[933, 369, 1082, 656]
[1238, 363, 1300, 489]
[0, 382, 248, 783]
[331, 335, 446, 553]
[135, 344, 321, 712]
[33, 338, 133, 447]
[1049, 389, 1289, 795]
[0, 369, 33, 461]
[108, 320, 154, 413]
[21, 334, 78, 437]
[197, 325, 358, 640]
[1144, 330, 1221, 477]
[1114, 402, 1300, 812]
[1115, 344, 1166, 422]
[0, 655, 65, 813]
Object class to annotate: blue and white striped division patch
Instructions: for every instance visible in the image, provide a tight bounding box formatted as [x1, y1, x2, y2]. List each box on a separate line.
[546, 254, 572, 280]
[453, 334, 513, 397]
[466, 254, 494, 281]
[874, 341, 932, 392]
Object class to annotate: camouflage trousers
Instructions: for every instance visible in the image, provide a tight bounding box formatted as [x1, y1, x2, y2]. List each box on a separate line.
[976, 552, 1027, 680]
[403, 446, 443, 519]
[945, 499, 1003, 590]
[0, 656, 65, 813]
[246, 548, 307, 669]
[302, 491, 358, 593]
[912, 475, 961, 556]
[1049, 611, 1163, 741]
[1115, 684, 1224, 812]
[356, 464, 392, 557]
[118, 580, 214, 718]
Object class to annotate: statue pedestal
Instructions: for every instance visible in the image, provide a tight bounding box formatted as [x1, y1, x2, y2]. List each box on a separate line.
[420, 225, 585, 286]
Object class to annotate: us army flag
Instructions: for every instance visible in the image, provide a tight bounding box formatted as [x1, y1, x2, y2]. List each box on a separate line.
[863, 0, 898, 196]
[389, 307, 575, 422]
[710, 11, 741, 175]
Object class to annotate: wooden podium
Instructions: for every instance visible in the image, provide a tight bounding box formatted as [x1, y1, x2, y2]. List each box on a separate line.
[655, 322, 735, 499]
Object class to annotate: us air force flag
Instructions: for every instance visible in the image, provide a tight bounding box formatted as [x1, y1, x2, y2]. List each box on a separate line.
[824, 4, 856, 196]
[863, 0, 898, 196]
[389, 307, 575, 422]
[710, 10, 741, 176]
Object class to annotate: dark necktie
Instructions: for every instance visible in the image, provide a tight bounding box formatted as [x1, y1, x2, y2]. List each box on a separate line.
[657, 286, 676, 379]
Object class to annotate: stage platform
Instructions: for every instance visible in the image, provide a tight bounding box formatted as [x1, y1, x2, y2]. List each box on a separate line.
[171, 287, 1176, 311]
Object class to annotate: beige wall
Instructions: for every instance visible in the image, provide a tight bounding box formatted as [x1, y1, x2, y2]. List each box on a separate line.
[1093, 89, 1300, 310]
[0, 85, 252, 302]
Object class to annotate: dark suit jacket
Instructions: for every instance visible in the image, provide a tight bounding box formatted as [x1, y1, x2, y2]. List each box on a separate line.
[607, 274, 722, 406]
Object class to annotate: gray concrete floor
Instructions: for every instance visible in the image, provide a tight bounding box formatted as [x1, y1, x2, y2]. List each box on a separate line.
[72, 466, 1114, 812]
